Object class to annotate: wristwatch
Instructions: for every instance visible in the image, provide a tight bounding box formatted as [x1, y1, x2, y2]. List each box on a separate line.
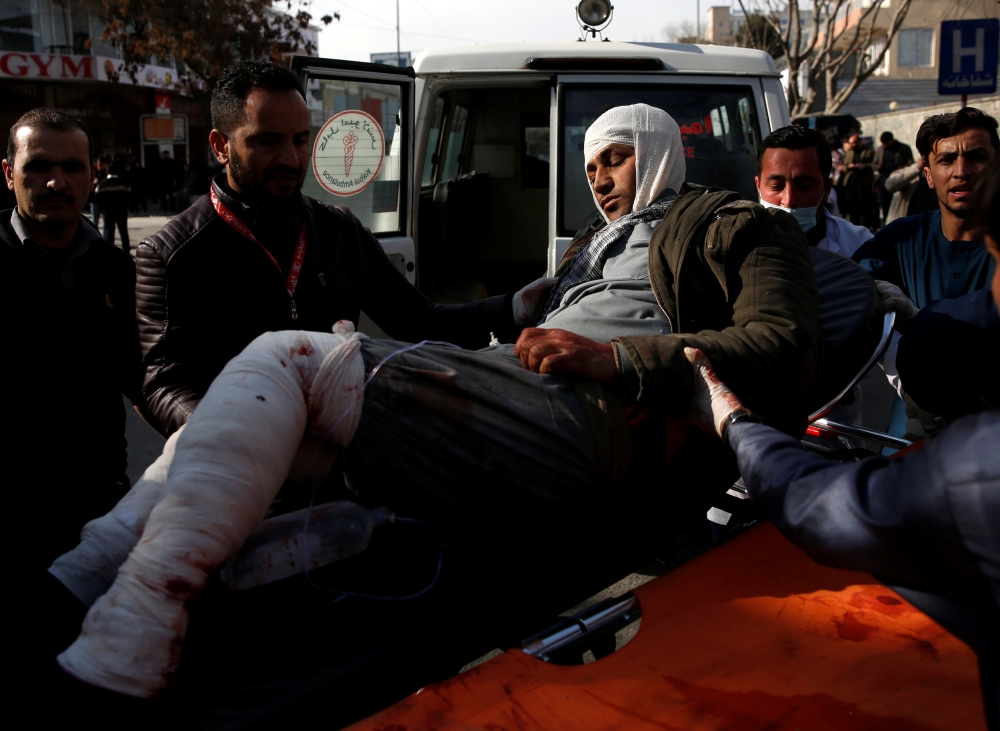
[721, 410, 763, 443]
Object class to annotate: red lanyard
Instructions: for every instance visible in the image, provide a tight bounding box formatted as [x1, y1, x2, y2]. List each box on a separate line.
[211, 189, 307, 320]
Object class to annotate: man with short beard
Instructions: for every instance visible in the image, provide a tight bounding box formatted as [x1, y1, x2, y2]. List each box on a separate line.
[137, 61, 526, 437]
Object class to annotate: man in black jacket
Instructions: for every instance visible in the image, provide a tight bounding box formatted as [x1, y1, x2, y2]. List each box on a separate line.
[2, 109, 139, 572]
[138, 61, 522, 436]
[95, 162, 132, 252]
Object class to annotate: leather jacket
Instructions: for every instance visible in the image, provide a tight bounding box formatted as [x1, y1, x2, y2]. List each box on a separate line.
[137, 177, 517, 436]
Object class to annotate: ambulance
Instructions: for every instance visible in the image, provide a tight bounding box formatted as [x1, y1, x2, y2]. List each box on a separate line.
[290, 22, 788, 320]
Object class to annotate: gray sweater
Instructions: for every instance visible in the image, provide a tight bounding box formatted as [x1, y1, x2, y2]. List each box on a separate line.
[541, 220, 670, 342]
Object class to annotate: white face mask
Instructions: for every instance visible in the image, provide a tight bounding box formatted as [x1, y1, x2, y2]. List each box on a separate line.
[758, 198, 819, 232]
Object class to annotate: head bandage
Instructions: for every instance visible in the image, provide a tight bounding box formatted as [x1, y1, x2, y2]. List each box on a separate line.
[584, 104, 685, 221]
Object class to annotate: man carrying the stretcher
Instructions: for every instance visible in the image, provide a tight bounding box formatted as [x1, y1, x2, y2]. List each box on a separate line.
[47, 86, 823, 698]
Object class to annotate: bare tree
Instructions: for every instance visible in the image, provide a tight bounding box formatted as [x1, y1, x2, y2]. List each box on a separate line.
[736, 13, 784, 60]
[74, 0, 335, 88]
[662, 20, 705, 44]
[733, 0, 912, 115]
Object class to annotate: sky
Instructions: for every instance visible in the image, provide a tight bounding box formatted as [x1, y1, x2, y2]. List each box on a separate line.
[314, 0, 707, 63]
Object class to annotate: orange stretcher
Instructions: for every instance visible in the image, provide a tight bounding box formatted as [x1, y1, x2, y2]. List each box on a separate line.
[349, 523, 987, 730]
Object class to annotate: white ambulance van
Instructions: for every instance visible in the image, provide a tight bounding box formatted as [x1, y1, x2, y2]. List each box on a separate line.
[291, 39, 788, 310]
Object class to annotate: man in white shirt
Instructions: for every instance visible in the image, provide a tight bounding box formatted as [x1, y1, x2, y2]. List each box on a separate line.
[754, 124, 877, 433]
[755, 125, 873, 259]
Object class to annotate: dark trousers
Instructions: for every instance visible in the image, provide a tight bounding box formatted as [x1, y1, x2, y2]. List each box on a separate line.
[876, 177, 893, 219]
[103, 215, 130, 253]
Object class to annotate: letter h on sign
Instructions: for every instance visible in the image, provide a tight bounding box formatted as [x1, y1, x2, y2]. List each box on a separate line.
[939, 19, 998, 96]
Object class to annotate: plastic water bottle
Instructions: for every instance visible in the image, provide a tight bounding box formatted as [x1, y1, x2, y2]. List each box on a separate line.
[220, 501, 392, 590]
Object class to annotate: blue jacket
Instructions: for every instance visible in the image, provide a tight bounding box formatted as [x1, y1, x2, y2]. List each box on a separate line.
[729, 413, 999, 614]
[852, 210, 995, 309]
[897, 288, 1000, 419]
[729, 412, 1000, 723]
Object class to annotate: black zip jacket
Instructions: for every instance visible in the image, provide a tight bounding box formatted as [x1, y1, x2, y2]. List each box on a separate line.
[1, 210, 139, 569]
[137, 177, 518, 436]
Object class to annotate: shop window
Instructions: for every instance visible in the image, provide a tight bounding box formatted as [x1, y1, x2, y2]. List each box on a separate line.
[0, 0, 37, 52]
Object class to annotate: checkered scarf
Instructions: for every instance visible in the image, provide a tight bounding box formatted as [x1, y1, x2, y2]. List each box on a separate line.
[542, 190, 678, 319]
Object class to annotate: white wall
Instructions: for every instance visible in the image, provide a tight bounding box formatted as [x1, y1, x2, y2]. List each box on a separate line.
[857, 95, 1000, 149]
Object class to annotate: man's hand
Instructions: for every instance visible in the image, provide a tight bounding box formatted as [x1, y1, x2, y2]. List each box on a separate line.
[512, 276, 559, 327]
[875, 280, 919, 331]
[514, 328, 620, 382]
[684, 347, 748, 438]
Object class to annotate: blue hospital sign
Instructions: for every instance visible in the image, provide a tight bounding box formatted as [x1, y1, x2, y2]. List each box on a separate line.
[938, 19, 998, 95]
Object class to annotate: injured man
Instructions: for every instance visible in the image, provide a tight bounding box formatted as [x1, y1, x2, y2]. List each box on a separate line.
[50, 104, 822, 697]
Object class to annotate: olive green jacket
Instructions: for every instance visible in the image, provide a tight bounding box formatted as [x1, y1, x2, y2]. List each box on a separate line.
[600, 187, 821, 435]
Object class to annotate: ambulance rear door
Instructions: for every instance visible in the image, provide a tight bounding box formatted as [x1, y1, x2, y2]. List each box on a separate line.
[291, 57, 416, 290]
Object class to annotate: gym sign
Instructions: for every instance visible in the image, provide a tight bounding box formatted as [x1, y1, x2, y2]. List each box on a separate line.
[0, 52, 97, 79]
[0, 52, 204, 94]
[312, 110, 385, 197]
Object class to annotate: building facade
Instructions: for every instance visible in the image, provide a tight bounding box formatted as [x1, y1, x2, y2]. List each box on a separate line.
[1, 0, 209, 169]
[837, 0, 1000, 116]
[2, 0, 320, 165]
[707, 5, 814, 47]
[706, 6, 734, 45]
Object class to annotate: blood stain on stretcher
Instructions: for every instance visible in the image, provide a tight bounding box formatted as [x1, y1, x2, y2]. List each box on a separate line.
[350, 524, 986, 731]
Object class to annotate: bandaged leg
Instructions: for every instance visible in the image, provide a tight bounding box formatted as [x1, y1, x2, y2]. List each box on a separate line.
[58, 323, 366, 697]
[49, 426, 185, 608]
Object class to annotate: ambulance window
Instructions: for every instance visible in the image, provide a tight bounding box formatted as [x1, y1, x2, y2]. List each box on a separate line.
[560, 85, 760, 236]
[302, 76, 405, 235]
[441, 104, 470, 181]
[421, 97, 445, 187]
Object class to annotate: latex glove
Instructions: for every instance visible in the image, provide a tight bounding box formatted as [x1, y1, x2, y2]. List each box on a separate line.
[513, 276, 559, 327]
[875, 280, 919, 330]
[904, 394, 942, 440]
[684, 347, 750, 439]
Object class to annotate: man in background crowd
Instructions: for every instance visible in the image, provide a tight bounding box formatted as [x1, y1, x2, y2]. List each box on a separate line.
[127, 160, 148, 213]
[873, 131, 914, 225]
[157, 150, 180, 212]
[838, 133, 876, 228]
[95, 162, 132, 253]
[90, 154, 107, 227]
[883, 155, 939, 226]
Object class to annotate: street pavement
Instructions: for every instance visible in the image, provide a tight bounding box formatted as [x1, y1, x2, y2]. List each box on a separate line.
[88, 211, 172, 257]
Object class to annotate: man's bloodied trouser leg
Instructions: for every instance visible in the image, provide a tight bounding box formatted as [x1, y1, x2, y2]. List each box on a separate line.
[343, 341, 613, 533]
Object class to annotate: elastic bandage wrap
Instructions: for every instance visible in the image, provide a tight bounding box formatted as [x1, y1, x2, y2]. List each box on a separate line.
[583, 103, 684, 223]
[49, 426, 186, 607]
[57, 322, 367, 698]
